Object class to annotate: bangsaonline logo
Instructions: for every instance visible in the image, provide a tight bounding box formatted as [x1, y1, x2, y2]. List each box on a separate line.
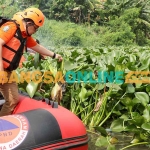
[0, 70, 149, 84]
[65, 71, 124, 83]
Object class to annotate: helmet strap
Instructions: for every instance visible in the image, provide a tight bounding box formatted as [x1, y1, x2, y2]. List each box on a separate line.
[24, 19, 34, 36]
[26, 24, 31, 36]
[26, 22, 35, 36]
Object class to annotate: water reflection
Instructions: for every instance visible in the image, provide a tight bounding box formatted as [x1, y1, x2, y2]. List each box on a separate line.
[88, 132, 149, 150]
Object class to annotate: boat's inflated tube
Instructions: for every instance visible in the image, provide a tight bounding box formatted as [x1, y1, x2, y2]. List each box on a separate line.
[0, 96, 88, 150]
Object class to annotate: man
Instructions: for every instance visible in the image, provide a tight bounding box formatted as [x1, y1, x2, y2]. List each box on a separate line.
[0, 7, 63, 116]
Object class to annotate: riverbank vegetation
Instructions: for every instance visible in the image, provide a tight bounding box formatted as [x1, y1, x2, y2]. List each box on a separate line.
[1, 0, 150, 149]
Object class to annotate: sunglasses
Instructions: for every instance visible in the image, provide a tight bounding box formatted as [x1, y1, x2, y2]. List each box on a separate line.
[27, 22, 39, 31]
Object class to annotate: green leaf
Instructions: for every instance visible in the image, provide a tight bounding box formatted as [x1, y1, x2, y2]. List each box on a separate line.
[85, 90, 93, 97]
[44, 92, 50, 98]
[129, 54, 136, 62]
[141, 123, 150, 131]
[135, 83, 142, 88]
[96, 84, 105, 90]
[94, 126, 108, 137]
[130, 137, 140, 144]
[107, 145, 116, 150]
[106, 83, 122, 91]
[34, 53, 40, 68]
[138, 64, 148, 71]
[140, 132, 149, 141]
[146, 85, 150, 96]
[132, 116, 145, 126]
[57, 60, 64, 72]
[18, 87, 26, 93]
[126, 84, 135, 93]
[132, 112, 141, 118]
[132, 98, 141, 105]
[120, 114, 129, 121]
[95, 136, 108, 147]
[26, 81, 39, 98]
[34, 91, 43, 98]
[110, 119, 124, 132]
[121, 97, 133, 108]
[79, 87, 87, 101]
[129, 112, 145, 126]
[143, 105, 150, 121]
[134, 92, 149, 106]
[125, 124, 140, 133]
[64, 60, 78, 70]
[115, 64, 125, 71]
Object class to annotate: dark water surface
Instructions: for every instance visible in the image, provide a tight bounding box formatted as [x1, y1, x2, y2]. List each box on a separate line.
[88, 132, 149, 150]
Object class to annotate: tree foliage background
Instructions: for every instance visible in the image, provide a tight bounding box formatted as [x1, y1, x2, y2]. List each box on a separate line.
[1, 0, 150, 46]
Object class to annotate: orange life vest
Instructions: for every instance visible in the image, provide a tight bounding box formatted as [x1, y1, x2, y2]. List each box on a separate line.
[2, 22, 27, 71]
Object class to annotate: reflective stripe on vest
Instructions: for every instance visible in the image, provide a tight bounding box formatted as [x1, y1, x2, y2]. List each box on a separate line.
[2, 27, 27, 71]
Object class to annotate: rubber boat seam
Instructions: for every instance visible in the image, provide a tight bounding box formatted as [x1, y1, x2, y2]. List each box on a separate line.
[19, 134, 89, 150]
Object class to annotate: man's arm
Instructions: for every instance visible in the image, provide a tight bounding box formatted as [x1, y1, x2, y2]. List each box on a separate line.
[31, 44, 63, 61]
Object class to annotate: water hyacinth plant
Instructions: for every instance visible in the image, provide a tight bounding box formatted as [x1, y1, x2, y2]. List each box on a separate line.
[17, 46, 150, 149]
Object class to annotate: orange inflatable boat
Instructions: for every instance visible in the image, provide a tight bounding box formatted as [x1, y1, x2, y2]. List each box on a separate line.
[0, 95, 88, 150]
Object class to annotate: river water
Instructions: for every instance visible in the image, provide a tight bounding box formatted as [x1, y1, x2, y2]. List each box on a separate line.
[88, 132, 149, 150]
